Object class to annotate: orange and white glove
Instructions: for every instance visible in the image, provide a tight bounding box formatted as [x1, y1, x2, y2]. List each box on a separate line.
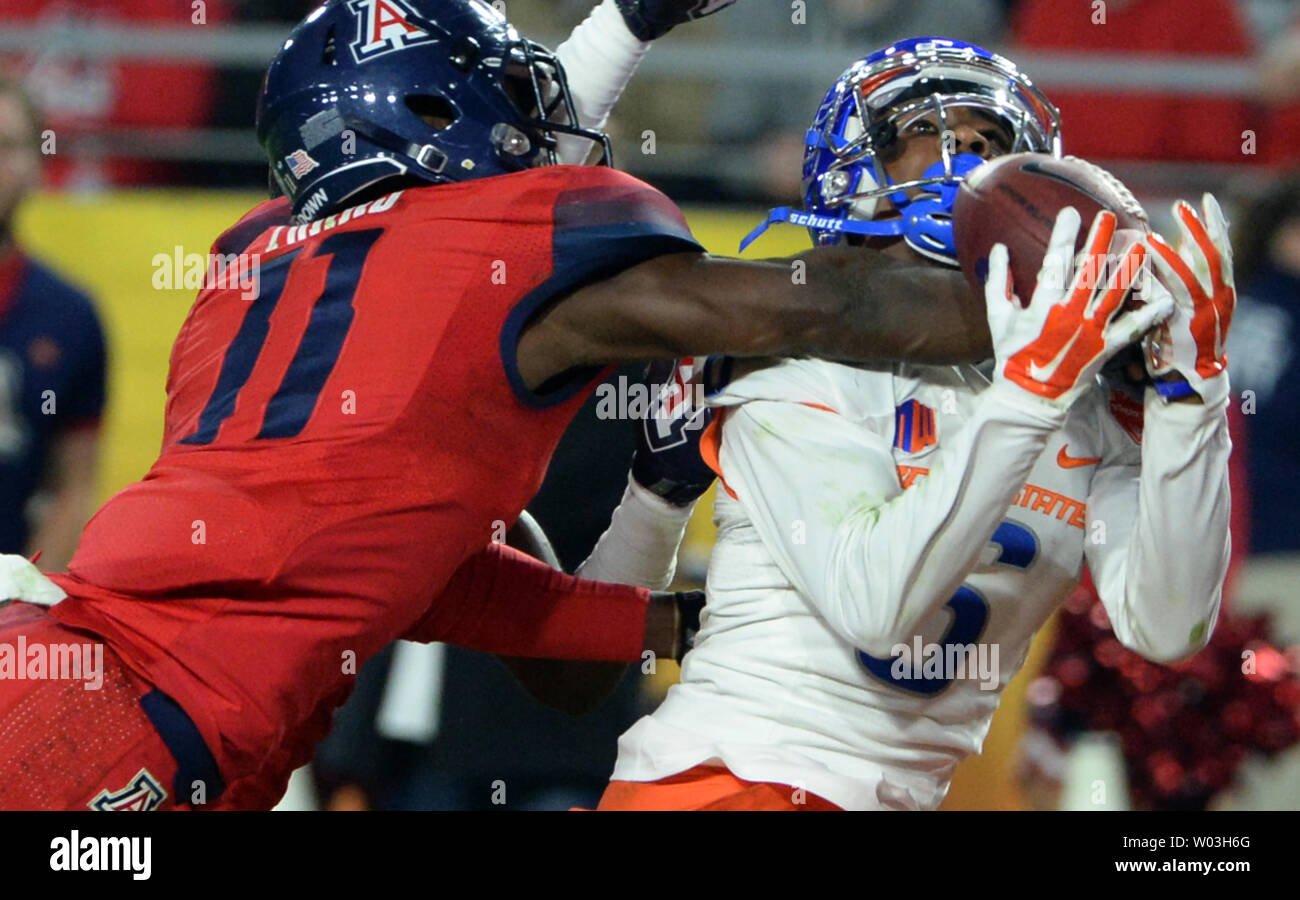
[1142, 194, 1235, 406]
[986, 207, 1173, 412]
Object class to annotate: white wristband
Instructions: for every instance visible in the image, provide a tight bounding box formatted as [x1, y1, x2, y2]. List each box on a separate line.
[576, 474, 696, 590]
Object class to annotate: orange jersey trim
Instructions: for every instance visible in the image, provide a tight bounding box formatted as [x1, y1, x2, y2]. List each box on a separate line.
[701, 401, 841, 503]
[698, 413, 737, 500]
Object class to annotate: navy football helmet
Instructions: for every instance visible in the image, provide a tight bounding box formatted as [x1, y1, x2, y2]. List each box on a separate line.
[741, 37, 1063, 266]
[256, 0, 612, 221]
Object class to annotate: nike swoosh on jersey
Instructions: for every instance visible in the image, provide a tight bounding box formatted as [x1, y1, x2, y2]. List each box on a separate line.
[1057, 445, 1102, 468]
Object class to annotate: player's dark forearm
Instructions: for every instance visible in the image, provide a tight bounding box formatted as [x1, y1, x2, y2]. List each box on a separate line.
[696, 247, 993, 365]
[797, 246, 994, 365]
[527, 247, 993, 387]
[617, 247, 991, 364]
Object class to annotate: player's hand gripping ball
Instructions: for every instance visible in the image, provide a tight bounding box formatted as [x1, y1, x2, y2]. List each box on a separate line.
[985, 207, 1173, 411]
[1141, 194, 1236, 405]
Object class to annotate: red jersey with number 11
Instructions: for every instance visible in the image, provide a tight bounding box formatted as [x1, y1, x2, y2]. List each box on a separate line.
[46, 165, 701, 784]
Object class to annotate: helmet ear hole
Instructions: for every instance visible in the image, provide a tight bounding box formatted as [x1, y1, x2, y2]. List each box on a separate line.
[406, 95, 458, 131]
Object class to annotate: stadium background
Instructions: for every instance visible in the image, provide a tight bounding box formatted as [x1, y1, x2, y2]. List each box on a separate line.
[4, 0, 1299, 810]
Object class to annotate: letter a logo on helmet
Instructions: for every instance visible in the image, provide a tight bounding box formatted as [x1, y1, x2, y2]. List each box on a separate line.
[259, 0, 610, 220]
[348, 0, 434, 62]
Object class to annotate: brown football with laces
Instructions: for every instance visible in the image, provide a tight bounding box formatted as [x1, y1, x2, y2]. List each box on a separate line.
[954, 152, 1150, 306]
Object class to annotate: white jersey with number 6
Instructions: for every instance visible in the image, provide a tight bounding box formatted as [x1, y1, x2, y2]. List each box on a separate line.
[606, 358, 1230, 810]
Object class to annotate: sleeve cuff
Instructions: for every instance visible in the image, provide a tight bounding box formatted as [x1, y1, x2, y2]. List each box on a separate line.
[982, 382, 1071, 430]
[626, 473, 700, 523]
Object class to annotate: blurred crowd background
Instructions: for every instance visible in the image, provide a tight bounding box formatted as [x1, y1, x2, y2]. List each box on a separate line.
[5, 0, 1300, 199]
[2, 0, 1299, 810]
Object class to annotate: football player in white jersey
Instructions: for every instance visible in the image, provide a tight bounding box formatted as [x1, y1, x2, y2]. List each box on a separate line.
[575, 38, 1235, 811]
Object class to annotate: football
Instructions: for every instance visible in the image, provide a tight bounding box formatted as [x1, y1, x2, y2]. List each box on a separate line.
[954, 153, 1149, 303]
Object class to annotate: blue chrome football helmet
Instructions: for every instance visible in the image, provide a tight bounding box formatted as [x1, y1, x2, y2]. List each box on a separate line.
[256, 0, 611, 221]
[741, 37, 1063, 265]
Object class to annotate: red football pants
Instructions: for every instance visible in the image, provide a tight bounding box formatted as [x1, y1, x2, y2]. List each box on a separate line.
[0, 601, 199, 810]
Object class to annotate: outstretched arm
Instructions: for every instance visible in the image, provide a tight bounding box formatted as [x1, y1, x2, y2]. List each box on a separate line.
[519, 245, 993, 390]
[401, 514, 679, 715]
[494, 512, 637, 715]
[555, 0, 739, 163]
[554, 0, 649, 164]
[1084, 393, 1230, 663]
[1087, 196, 1239, 662]
[402, 537, 649, 659]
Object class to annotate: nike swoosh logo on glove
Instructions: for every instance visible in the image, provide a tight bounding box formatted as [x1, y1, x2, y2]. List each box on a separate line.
[1028, 328, 1081, 384]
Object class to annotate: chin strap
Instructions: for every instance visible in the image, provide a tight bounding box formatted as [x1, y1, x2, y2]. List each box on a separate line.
[741, 153, 986, 254]
[739, 206, 902, 252]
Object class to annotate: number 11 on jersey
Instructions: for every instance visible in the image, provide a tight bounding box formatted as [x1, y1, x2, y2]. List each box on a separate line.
[181, 229, 383, 445]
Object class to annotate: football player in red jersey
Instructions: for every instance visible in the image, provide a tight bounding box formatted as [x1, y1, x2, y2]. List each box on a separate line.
[0, 0, 998, 811]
